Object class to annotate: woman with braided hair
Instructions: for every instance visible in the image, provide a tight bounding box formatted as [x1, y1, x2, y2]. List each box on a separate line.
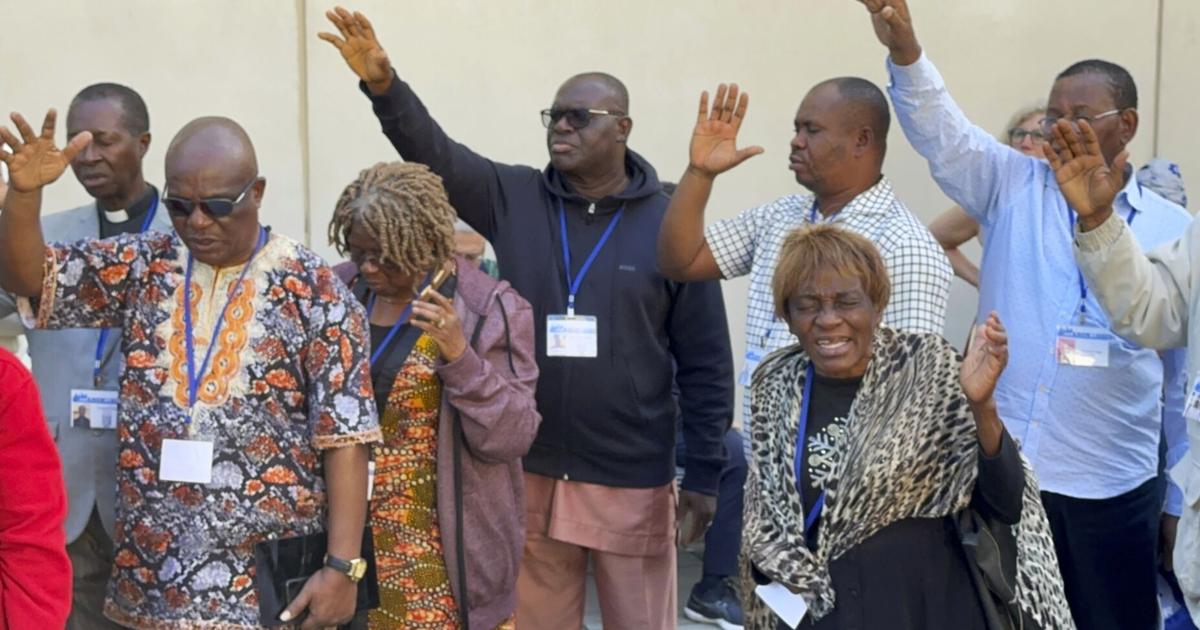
[329, 161, 541, 629]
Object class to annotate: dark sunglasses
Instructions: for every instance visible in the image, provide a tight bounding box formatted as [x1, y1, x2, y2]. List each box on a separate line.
[163, 177, 259, 218]
[540, 108, 624, 130]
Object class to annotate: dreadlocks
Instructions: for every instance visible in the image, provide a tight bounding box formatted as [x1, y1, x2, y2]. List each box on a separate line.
[329, 161, 458, 276]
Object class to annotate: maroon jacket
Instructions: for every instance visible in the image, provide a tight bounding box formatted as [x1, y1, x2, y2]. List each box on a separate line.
[335, 257, 540, 628]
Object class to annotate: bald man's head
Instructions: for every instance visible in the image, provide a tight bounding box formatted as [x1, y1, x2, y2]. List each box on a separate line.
[790, 78, 889, 196]
[164, 117, 266, 268]
[812, 77, 890, 156]
[558, 72, 629, 113]
[165, 116, 258, 181]
[546, 72, 633, 178]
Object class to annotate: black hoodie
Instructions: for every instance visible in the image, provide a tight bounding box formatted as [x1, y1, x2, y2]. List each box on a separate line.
[362, 77, 734, 495]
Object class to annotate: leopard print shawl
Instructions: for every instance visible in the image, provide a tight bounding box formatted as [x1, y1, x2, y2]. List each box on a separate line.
[740, 328, 1075, 628]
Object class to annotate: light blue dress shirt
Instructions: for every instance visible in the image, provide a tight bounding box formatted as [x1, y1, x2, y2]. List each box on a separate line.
[889, 53, 1189, 513]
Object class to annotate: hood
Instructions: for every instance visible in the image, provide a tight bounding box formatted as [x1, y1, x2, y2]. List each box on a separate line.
[541, 149, 663, 210]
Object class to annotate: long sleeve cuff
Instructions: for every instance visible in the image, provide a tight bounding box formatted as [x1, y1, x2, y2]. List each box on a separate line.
[1073, 210, 1127, 252]
[680, 458, 722, 497]
[1165, 479, 1184, 517]
[885, 50, 939, 91]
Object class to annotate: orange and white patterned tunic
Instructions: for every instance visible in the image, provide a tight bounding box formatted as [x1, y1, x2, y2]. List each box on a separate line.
[20, 229, 381, 629]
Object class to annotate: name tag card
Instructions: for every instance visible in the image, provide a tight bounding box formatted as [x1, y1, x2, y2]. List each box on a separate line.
[546, 314, 598, 358]
[159, 439, 215, 484]
[1055, 325, 1113, 368]
[69, 389, 118, 430]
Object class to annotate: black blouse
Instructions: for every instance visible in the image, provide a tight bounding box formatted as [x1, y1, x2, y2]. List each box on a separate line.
[773, 376, 1026, 630]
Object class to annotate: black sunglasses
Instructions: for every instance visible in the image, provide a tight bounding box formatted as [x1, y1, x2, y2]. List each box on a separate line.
[164, 177, 259, 218]
[540, 108, 625, 130]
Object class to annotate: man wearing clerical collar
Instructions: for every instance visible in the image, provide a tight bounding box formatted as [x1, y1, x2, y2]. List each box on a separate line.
[0, 83, 172, 630]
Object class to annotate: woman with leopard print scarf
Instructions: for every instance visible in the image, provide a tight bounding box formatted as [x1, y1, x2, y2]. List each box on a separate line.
[741, 225, 1074, 629]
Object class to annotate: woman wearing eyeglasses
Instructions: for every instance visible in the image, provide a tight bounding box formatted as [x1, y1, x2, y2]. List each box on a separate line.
[328, 161, 540, 630]
[928, 105, 1046, 289]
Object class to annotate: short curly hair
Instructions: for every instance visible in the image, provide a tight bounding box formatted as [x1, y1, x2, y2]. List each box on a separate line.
[328, 161, 458, 277]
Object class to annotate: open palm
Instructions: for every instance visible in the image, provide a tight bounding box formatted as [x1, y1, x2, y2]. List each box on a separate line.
[689, 84, 763, 177]
[0, 110, 91, 194]
[1043, 119, 1125, 222]
[319, 6, 392, 88]
[960, 312, 1007, 405]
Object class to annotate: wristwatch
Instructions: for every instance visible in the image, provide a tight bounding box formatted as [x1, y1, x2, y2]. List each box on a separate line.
[324, 554, 368, 583]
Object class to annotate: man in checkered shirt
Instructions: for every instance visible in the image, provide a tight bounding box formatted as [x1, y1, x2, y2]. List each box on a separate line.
[658, 79, 951, 416]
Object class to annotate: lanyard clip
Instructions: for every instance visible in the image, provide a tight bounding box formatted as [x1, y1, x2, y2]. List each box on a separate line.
[567, 295, 576, 317]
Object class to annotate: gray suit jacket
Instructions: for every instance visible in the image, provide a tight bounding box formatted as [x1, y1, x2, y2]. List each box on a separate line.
[0, 199, 173, 543]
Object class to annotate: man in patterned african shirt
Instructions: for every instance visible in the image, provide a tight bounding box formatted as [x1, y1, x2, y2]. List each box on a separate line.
[0, 111, 381, 629]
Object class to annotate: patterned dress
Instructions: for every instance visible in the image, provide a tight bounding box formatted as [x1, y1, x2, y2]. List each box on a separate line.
[368, 332, 517, 630]
[20, 230, 381, 629]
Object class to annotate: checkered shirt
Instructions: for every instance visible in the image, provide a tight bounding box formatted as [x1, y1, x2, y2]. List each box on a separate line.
[706, 176, 952, 422]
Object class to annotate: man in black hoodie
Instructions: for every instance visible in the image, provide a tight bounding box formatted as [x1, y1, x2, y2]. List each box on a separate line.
[321, 7, 734, 629]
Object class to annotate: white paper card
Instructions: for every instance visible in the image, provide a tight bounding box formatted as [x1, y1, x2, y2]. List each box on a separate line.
[159, 439, 215, 484]
[1055, 324, 1113, 367]
[755, 582, 809, 629]
[69, 389, 118, 430]
[546, 314, 598, 358]
[740, 347, 767, 387]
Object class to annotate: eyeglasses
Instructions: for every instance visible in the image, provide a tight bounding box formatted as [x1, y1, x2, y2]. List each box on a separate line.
[347, 247, 398, 271]
[540, 108, 625, 130]
[163, 177, 259, 218]
[1008, 128, 1046, 143]
[1039, 110, 1122, 134]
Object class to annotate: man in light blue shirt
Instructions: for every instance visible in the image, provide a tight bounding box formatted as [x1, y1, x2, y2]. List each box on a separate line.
[860, 1, 1189, 628]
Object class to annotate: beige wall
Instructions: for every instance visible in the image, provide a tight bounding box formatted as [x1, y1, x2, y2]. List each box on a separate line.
[3, 0, 1198, 377]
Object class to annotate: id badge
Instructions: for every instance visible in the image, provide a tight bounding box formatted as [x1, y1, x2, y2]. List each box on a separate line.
[740, 347, 767, 387]
[1184, 378, 1200, 423]
[69, 389, 118, 430]
[1055, 324, 1113, 367]
[159, 438, 215, 484]
[546, 314, 598, 358]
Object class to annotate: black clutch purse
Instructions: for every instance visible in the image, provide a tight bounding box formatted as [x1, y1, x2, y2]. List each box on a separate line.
[254, 527, 380, 627]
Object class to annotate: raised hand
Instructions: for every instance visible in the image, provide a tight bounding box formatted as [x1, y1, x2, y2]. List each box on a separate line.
[960, 312, 1008, 405]
[0, 110, 91, 194]
[1043, 120, 1124, 231]
[318, 6, 393, 93]
[858, 0, 921, 65]
[687, 84, 764, 179]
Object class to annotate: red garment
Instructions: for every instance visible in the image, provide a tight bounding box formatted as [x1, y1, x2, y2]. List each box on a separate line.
[0, 348, 70, 629]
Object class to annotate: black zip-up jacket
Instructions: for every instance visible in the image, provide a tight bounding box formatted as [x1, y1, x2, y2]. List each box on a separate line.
[362, 76, 733, 494]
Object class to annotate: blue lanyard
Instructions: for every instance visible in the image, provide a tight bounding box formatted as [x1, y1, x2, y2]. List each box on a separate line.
[794, 363, 826, 532]
[365, 272, 431, 366]
[809, 201, 819, 224]
[558, 199, 624, 316]
[1070, 206, 1135, 319]
[182, 227, 268, 419]
[93, 194, 161, 385]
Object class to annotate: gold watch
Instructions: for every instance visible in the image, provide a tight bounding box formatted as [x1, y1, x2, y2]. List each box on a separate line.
[324, 553, 368, 583]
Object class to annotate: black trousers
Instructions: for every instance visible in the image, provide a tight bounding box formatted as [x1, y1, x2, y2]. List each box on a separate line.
[1041, 477, 1164, 630]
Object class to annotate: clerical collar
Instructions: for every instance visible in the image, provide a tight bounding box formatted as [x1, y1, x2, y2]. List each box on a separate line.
[100, 185, 156, 225]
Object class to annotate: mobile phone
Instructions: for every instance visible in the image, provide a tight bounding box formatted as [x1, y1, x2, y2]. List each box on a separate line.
[418, 266, 452, 301]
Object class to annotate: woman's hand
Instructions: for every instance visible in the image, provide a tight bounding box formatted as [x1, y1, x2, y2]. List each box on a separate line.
[960, 311, 1007, 405]
[411, 290, 468, 361]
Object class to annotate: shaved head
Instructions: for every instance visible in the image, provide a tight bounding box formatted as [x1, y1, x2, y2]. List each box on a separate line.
[165, 116, 258, 181]
[812, 77, 891, 155]
[558, 72, 630, 113]
[164, 117, 265, 268]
